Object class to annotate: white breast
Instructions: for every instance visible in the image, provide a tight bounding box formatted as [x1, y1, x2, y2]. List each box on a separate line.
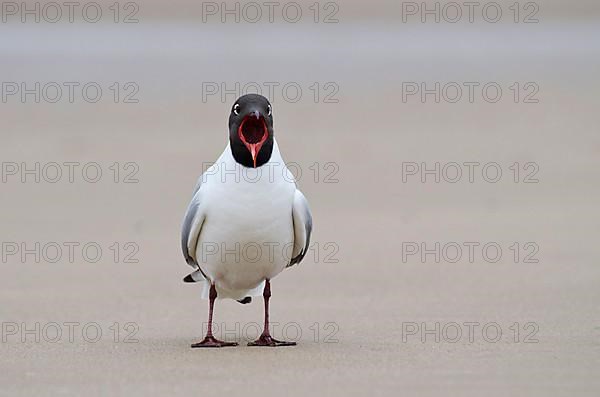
[196, 140, 297, 295]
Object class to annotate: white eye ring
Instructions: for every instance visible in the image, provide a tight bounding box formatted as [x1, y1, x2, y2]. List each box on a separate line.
[267, 104, 272, 116]
[233, 103, 240, 115]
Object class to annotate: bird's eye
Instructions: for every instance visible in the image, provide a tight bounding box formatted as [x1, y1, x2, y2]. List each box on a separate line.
[233, 103, 240, 115]
[267, 104, 272, 116]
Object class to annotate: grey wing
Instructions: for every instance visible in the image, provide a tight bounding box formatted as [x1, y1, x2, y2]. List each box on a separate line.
[288, 189, 313, 267]
[191, 173, 204, 197]
[181, 177, 207, 272]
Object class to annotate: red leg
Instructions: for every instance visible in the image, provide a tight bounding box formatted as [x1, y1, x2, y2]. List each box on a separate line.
[248, 280, 296, 347]
[191, 284, 238, 348]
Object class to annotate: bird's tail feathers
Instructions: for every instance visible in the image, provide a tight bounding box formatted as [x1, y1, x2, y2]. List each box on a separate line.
[183, 274, 264, 302]
[183, 269, 205, 283]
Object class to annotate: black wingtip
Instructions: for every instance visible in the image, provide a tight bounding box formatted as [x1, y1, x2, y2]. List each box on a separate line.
[183, 274, 195, 283]
[237, 297, 252, 304]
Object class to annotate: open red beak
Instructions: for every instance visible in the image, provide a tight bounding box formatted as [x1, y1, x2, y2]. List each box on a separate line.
[238, 111, 268, 168]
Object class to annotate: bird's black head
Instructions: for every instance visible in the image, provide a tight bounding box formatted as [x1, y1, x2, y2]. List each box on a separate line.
[228, 94, 274, 168]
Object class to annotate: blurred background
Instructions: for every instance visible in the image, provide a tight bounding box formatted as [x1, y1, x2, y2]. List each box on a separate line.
[1, 1, 599, 396]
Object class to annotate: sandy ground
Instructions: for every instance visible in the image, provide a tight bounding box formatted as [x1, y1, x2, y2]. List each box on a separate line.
[1, 3, 599, 396]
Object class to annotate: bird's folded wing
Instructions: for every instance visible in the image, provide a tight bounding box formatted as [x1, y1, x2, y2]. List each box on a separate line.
[181, 180, 206, 271]
[289, 189, 313, 267]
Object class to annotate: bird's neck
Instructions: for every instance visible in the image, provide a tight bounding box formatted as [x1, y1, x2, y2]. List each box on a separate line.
[229, 136, 275, 168]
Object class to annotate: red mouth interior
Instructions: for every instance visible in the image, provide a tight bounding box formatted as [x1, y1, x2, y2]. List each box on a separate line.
[239, 116, 267, 144]
[238, 115, 268, 167]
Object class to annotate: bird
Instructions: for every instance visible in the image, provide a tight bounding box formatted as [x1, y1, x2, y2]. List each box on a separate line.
[181, 94, 313, 348]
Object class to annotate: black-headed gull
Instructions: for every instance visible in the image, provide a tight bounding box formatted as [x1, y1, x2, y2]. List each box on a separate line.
[181, 94, 312, 347]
